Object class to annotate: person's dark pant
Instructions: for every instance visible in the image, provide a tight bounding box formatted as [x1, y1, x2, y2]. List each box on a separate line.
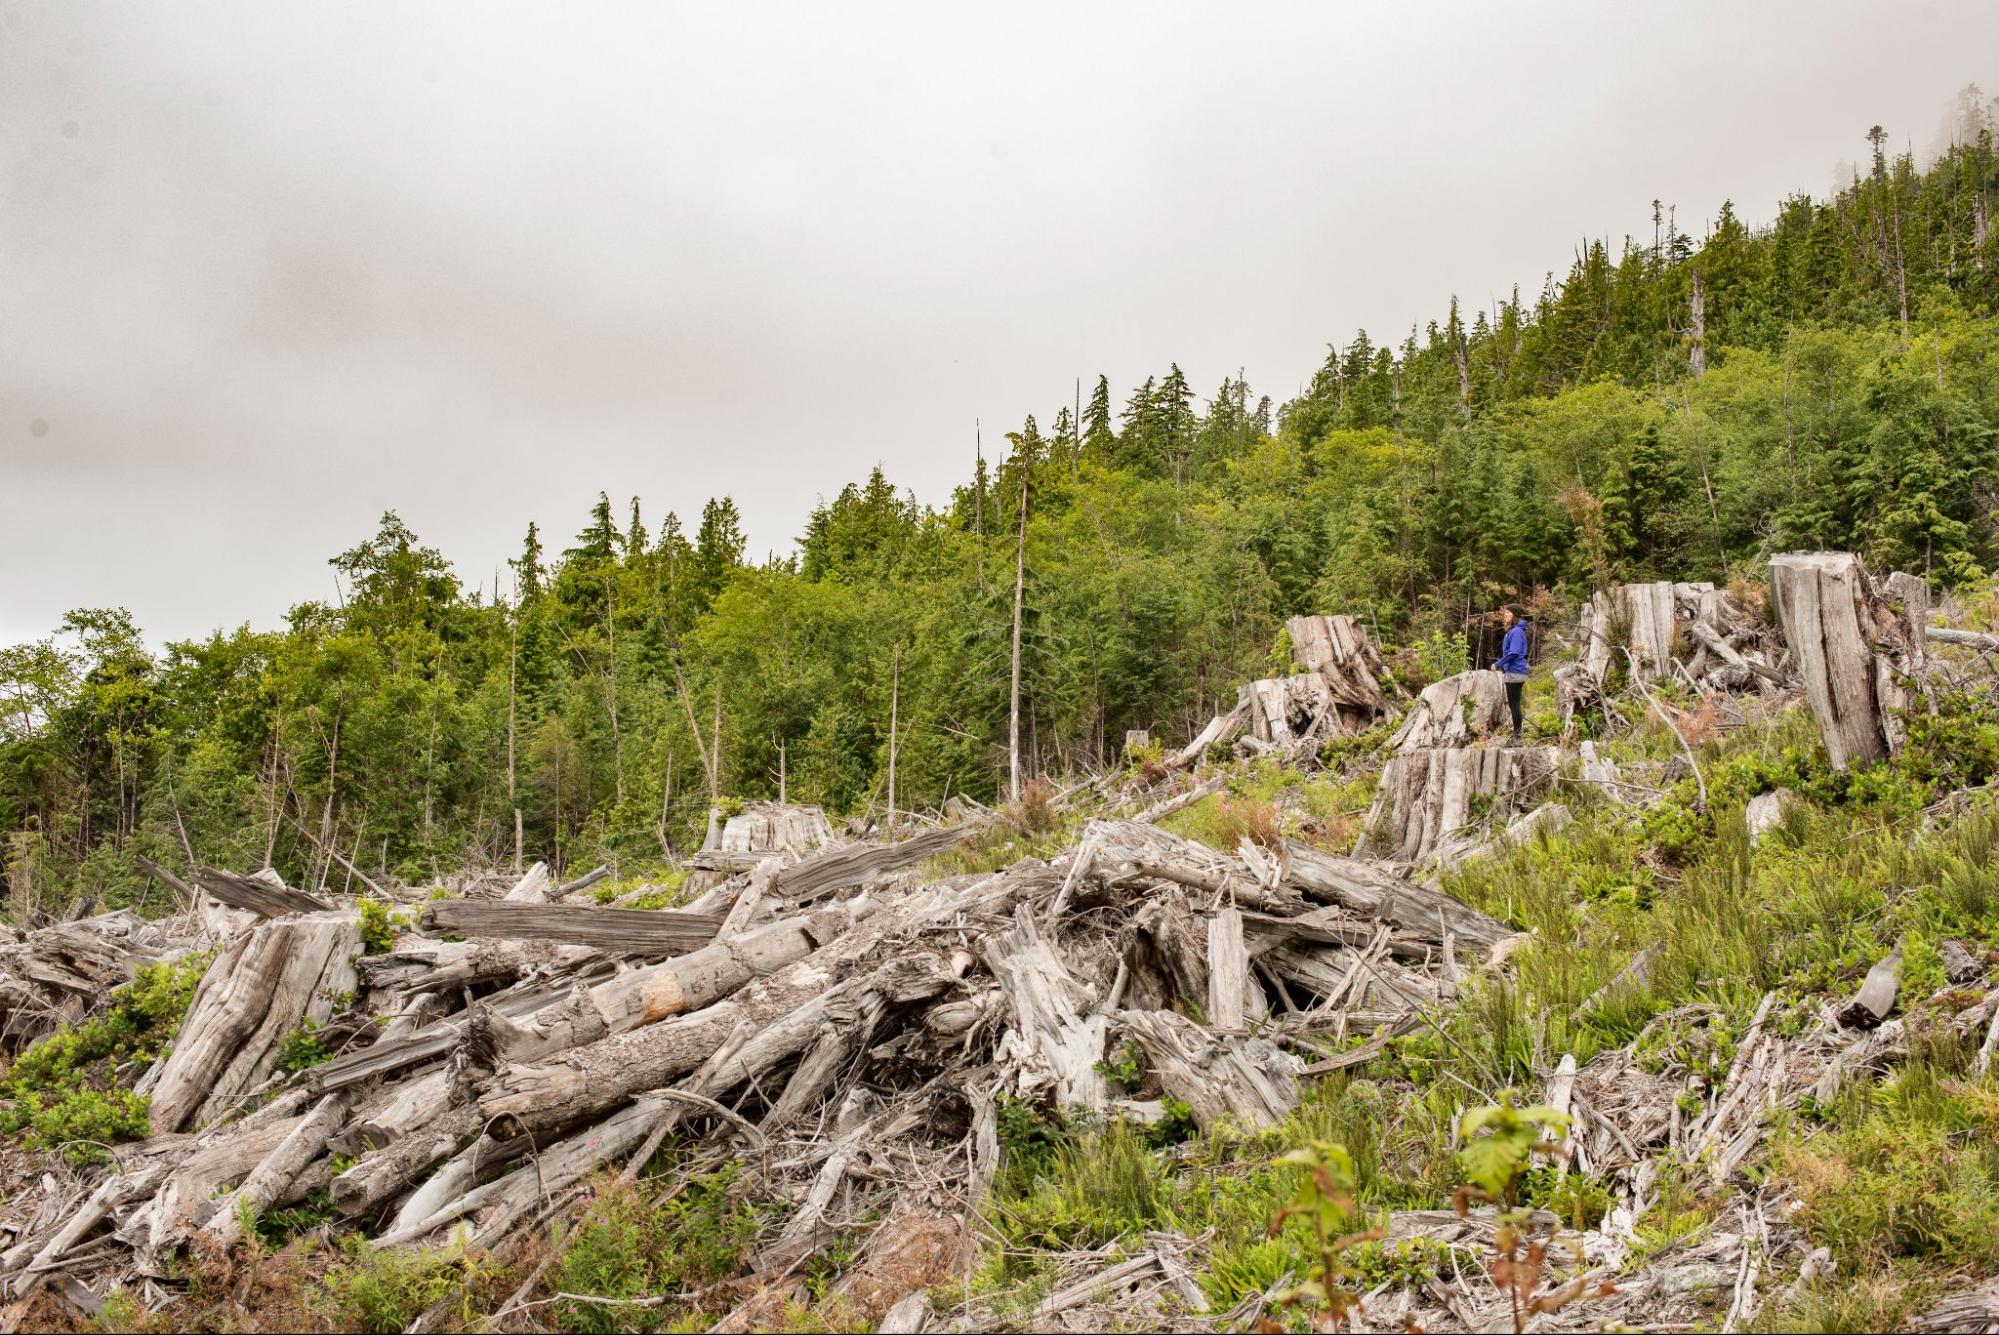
[1505, 679, 1524, 737]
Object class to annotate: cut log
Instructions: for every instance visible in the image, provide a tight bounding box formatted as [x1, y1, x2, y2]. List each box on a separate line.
[420, 899, 722, 954]
[330, 1104, 482, 1216]
[1769, 553, 1927, 769]
[1355, 746, 1561, 866]
[192, 866, 331, 918]
[774, 823, 973, 901]
[317, 904, 863, 1092]
[984, 905, 1107, 1107]
[1205, 907, 1263, 1031]
[1281, 842, 1510, 950]
[1389, 670, 1508, 751]
[202, 1092, 348, 1249]
[354, 938, 601, 993]
[479, 952, 956, 1138]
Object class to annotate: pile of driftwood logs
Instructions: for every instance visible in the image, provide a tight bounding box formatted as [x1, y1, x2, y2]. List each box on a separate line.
[4, 552, 1998, 1331]
[0, 797, 1511, 1327]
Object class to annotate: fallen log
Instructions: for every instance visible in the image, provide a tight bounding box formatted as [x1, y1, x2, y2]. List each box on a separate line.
[202, 1092, 349, 1248]
[1165, 703, 1249, 770]
[420, 899, 723, 954]
[1927, 625, 1999, 652]
[1282, 841, 1511, 950]
[192, 866, 331, 918]
[774, 823, 972, 901]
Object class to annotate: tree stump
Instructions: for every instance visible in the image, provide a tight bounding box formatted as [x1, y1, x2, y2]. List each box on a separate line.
[1285, 613, 1404, 716]
[149, 913, 362, 1132]
[1769, 553, 1927, 769]
[1389, 670, 1509, 751]
[1358, 746, 1561, 864]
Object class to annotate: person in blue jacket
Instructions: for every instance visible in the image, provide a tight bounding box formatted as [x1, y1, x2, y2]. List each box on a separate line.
[1494, 603, 1531, 742]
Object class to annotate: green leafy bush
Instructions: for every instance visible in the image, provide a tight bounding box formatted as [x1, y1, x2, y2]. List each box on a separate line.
[0, 952, 208, 1162]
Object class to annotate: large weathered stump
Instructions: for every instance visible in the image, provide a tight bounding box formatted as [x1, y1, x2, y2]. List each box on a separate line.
[1769, 553, 1926, 770]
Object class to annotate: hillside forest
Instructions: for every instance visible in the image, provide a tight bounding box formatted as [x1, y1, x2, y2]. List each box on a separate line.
[7, 102, 1999, 912]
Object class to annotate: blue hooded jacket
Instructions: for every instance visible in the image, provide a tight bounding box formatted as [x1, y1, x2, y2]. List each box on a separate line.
[1496, 621, 1530, 677]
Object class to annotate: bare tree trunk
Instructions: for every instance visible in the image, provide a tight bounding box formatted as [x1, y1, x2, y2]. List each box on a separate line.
[508, 602, 521, 873]
[887, 643, 899, 829]
[1009, 459, 1029, 803]
[1688, 266, 1707, 378]
[711, 681, 723, 803]
[605, 579, 624, 807]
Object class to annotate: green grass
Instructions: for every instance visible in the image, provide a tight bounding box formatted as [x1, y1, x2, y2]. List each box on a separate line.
[970, 689, 1999, 1325]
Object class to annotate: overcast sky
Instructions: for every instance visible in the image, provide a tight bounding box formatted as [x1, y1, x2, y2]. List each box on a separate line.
[4, 2, 1995, 647]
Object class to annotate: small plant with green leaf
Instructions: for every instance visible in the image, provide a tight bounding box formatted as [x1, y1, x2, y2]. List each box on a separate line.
[1262, 1140, 1381, 1332]
[1454, 1097, 1607, 1334]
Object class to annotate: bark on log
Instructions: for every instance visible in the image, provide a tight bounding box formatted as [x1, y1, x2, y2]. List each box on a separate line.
[1770, 553, 1926, 769]
[420, 899, 723, 954]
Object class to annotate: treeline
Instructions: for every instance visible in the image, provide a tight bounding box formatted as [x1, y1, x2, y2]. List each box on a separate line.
[5, 109, 1999, 910]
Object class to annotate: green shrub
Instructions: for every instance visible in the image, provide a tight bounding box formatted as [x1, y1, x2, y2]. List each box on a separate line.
[550, 1166, 762, 1333]
[0, 952, 208, 1162]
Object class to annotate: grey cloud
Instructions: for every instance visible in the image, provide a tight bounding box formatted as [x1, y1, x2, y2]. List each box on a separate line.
[3, 0, 1995, 645]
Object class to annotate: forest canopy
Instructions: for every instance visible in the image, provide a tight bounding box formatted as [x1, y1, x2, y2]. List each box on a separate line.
[6, 103, 1999, 909]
